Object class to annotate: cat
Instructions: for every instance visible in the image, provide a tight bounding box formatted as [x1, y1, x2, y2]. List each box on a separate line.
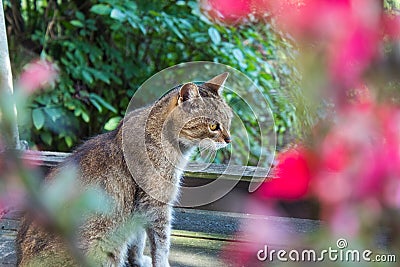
[16, 72, 233, 267]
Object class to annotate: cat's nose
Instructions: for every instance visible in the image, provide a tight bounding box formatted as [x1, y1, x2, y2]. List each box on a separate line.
[224, 137, 231, 143]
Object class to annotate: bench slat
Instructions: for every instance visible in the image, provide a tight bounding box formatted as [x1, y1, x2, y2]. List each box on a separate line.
[22, 150, 275, 182]
[0, 208, 319, 266]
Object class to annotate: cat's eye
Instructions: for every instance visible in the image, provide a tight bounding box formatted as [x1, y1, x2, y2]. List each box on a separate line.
[209, 123, 219, 131]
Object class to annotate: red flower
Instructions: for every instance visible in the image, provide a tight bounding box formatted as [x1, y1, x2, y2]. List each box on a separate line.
[257, 147, 311, 200]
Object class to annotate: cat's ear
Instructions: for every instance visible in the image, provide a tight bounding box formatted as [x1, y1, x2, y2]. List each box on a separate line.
[178, 82, 200, 105]
[204, 72, 229, 95]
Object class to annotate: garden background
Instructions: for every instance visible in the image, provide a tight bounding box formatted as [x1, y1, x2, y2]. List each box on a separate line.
[4, 0, 301, 168]
[2, 1, 400, 265]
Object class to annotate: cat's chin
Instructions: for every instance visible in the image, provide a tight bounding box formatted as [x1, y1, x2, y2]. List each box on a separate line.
[214, 142, 229, 150]
[197, 140, 228, 151]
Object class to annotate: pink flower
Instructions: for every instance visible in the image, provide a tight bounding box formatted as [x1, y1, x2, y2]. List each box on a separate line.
[271, 0, 381, 89]
[312, 104, 400, 207]
[384, 179, 400, 209]
[201, 0, 252, 24]
[222, 201, 292, 266]
[0, 187, 25, 219]
[19, 60, 58, 94]
[271, 0, 353, 40]
[257, 146, 311, 200]
[328, 25, 379, 88]
[329, 206, 360, 237]
[348, 83, 372, 109]
[21, 150, 42, 169]
[382, 14, 400, 40]
[201, 0, 272, 24]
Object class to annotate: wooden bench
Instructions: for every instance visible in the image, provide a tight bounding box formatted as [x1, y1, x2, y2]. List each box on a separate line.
[0, 151, 320, 266]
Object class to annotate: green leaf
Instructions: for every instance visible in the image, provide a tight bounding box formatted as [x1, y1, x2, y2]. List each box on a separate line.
[90, 4, 111, 15]
[32, 109, 45, 130]
[110, 8, 126, 21]
[70, 20, 84, 27]
[138, 23, 147, 35]
[41, 132, 52, 145]
[233, 48, 244, 62]
[88, 68, 110, 84]
[164, 17, 183, 39]
[104, 116, 122, 131]
[89, 93, 117, 113]
[208, 27, 221, 45]
[76, 11, 85, 20]
[89, 98, 103, 112]
[82, 69, 94, 84]
[74, 107, 82, 116]
[81, 111, 90, 123]
[44, 108, 62, 122]
[65, 136, 73, 148]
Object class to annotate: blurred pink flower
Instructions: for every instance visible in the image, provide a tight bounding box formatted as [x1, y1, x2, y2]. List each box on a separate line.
[312, 104, 400, 208]
[201, 0, 251, 24]
[257, 146, 311, 200]
[272, 0, 352, 40]
[222, 202, 292, 266]
[384, 179, 400, 209]
[328, 26, 380, 88]
[271, 0, 381, 88]
[22, 150, 42, 169]
[201, 0, 272, 24]
[382, 14, 400, 40]
[19, 60, 57, 93]
[0, 187, 25, 219]
[348, 83, 372, 109]
[329, 206, 360, 237]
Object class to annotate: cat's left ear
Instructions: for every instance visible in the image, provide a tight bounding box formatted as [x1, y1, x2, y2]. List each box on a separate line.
[204, 72, 229, 95]
[178, 82, 200, 105]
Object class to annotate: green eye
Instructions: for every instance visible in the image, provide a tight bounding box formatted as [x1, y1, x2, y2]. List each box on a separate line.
[209, 123, 218, 131]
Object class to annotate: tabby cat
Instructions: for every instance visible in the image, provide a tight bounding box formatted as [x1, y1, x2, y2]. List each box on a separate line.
[16, 72, 233, 267]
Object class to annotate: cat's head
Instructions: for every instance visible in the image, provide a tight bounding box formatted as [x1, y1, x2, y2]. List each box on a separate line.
[169, 73, 233, 150]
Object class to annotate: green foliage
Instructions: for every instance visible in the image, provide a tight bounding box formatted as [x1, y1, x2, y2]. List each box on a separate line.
[6, 0, 298, 163]
[385, 0, 400, 12]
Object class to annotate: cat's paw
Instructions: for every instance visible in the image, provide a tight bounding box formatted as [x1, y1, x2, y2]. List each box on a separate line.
[157, 259, 170, 267]
[133, 255, 152, 267]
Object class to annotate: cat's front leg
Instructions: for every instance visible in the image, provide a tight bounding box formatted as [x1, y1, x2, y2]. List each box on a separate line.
[146, 207, 172, 267]
[126, 229, 152, 267]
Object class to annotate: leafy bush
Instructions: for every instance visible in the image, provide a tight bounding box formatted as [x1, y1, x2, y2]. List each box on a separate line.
[5, 0, 297, 164]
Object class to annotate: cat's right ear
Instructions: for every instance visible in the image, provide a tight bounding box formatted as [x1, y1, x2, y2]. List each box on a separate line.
[178, 83, 200, 105]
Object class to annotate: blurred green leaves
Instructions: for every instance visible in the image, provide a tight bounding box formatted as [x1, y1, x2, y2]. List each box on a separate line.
[6, 0, 299, 161]
[41, 166, 112, 232]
